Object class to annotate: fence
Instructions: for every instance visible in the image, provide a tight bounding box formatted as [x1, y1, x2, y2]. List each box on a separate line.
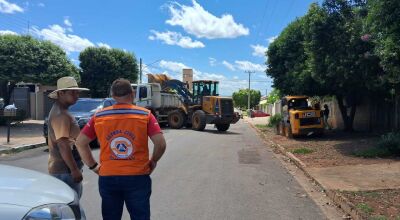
[266, 96, 400, 132]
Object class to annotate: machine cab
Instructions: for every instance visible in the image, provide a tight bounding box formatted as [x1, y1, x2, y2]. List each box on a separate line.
[192, 80, 219, 104]
[281, 96, 309, 111]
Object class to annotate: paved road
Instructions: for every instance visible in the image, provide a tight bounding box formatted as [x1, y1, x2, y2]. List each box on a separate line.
[0, 120, 326, 220]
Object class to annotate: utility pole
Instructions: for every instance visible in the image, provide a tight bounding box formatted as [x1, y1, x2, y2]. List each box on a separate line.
[139, 58, 142, 84]
[245, 70, 255, 111]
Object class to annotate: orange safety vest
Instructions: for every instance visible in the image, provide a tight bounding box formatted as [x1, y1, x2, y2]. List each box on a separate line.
[93, 104, 151, 176]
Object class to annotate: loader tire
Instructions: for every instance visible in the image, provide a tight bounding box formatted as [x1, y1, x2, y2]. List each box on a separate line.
[168, 110, 185, 129]
[216, 123, 230, 132]
[192, 110, 206, 131]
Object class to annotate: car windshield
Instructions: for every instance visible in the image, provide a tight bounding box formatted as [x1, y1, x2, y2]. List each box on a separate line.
[288, 99, 309, 109]
[69, 100, 102, 113]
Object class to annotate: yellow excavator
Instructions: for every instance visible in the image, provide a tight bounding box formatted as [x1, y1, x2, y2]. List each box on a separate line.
[142, 74, 239, 131]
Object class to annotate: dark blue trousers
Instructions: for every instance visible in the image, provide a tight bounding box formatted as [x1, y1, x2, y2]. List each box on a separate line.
[99, 175, 151, 220]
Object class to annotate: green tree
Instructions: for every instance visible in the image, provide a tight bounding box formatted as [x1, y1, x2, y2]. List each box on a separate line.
[303, 0, 382, 131]
[0, 34, 79, 104]
[79, 47, 139, 97]
[232, 89, 261, 109]
[267, 1, 382, 131]
[266, 88, 281, 104]
[267, 16, 319, 96]
[367, 0, 400, 86]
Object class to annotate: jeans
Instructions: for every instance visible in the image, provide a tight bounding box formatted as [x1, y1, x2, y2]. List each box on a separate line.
[99, 175, 152, 220]
[51, 171, 86, 220]
[323, 115, 332, 129]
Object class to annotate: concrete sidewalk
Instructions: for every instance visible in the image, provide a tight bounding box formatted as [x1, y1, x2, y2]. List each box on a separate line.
[0, 120, 46, 154]
[244, 116, 400, 191]
[244, 116, 400, 219]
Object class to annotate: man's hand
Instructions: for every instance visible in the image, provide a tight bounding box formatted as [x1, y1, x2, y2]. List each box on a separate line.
[71, 169, 83, 183]
[92, 164, 100, 175]
[148, 160, 157, 174]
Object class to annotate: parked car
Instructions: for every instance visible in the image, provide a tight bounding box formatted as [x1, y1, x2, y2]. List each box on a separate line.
[101, 97, 116, 108]
[0, 164, 82, 220]
[250, 110, 270, 118]
[43, 98, 104, 147]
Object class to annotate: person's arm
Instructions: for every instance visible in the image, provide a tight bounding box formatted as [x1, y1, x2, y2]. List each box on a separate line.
[51, 115, 82, 183]
[147, 113, 166, 173]
[149, 133, 166, 173]
[76, 118, 99, 174]
[57, 138, 83, 182]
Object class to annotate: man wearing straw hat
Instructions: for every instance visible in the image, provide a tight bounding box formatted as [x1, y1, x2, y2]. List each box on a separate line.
[47, 76, 89, 219]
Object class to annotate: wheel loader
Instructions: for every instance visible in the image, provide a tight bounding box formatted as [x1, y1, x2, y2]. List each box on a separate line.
[134, 74, 239, 132]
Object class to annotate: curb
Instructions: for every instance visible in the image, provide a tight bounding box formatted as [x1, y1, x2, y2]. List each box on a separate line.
[0, 142, 47, 155]
[247, 121, 367, 220]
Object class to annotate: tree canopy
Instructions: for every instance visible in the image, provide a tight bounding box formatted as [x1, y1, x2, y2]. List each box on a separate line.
[232, 89, 261, 109]
[79, 47, 139, 98]
[0, 34, 79, 84]
[367, 0, 400, 86]
[266, 88, 281, 105]
[0, 34, 79, 104]
[266, 0, 388, 131]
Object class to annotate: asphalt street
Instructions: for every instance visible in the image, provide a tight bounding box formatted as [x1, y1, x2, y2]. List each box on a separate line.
[0, 120, 327, 220]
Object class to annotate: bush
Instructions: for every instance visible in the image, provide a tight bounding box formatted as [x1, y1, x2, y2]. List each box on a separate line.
[377, 132, 400, 155]
[355, 132, 400, 158]
[268, 113, 283, 127]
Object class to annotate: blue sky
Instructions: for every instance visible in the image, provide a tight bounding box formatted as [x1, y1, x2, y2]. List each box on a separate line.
[0, 0, 320, 96]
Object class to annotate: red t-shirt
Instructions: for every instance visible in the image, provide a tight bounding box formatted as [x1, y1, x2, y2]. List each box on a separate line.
[82, 112, 162, 140]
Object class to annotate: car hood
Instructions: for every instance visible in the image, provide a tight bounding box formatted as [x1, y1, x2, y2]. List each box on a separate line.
[70, 111, 93, 119]
[0, 165, 75, 208]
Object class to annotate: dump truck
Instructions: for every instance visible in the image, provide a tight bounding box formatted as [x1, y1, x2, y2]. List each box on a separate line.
[132, 74, 239, 132]
[278, 96, 324, 138]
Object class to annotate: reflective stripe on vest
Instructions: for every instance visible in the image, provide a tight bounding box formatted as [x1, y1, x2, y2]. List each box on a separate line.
[94, 104, 151, 176]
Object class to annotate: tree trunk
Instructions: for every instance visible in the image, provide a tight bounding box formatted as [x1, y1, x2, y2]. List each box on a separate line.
[336, 95, 356, 132]
[0, 80, 7, 104]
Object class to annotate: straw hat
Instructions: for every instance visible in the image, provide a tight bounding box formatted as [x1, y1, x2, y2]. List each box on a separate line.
[48, 77, 89, 99]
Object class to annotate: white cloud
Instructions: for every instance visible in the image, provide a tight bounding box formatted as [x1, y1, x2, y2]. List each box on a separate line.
[38, 3, 45, 7]
[33, 24, 95, 53]
[194, 70, 226, 81]
[0, 0, 23, 14]
[222, 60, 236, 71]
[235, 60, 265, 72]
[209, 57, 216, 66]
[63, 18, 73, 32]
[159, 60, 189, 73]
[166, 0, 249, 39]
[0, 30, 18, 35]
[149, 30, 205, 49]
[156, 59, 271, 96]
[158, 60, 226, 81]
[251, 44, 267, 57]
[97, 42, 111, 49]
[267, 36, 277, 44]
[64, 18, 72, 27]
